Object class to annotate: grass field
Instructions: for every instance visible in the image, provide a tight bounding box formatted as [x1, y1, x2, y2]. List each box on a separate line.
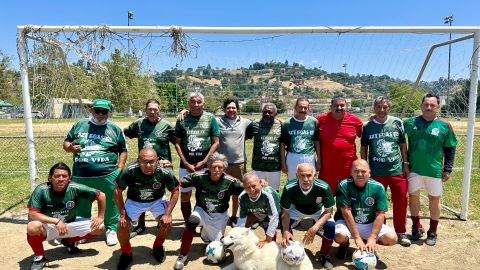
[0, 115, 479, 220]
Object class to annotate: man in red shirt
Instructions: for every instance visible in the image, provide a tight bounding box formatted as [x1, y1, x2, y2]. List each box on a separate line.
[317, 97, 363, 194]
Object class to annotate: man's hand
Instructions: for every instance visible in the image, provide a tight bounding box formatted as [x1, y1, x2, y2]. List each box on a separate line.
[90, 216, 104, 230]
[259, 178, 269, 187]
[195, 160, 206, 170]
[159, 214, 172, 226]
[159, 160, 173, 168]
[282, 230, 293, 248]
[68, 141, 82, 153]
[118, 214, 130, 229]
[185, 163, 196, 173]
[256, 239, 271, 249]
[442, 172, 450, 182]
[303, 225, 319, 245]
[176, 109, 189, 121]
[403, 164, 410, 178]
[56, 220, 68, 235]
[354, 236, 366, 251]
[364, 237, 376, 253]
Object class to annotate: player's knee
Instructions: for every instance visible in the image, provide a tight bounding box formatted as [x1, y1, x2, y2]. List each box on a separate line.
[379, 232, 397, 246]
[334, 233, 349, 244]
[322, 220, 336, 240]
[186, 215, 200, 231]
[27, 221, 44, 236]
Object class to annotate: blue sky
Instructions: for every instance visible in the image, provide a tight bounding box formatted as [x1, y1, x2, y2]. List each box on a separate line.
[2, 1, 479, 80]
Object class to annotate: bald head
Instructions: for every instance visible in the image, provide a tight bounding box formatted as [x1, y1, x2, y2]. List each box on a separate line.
[138, 148, 158, 175]
[296, 163, 316, 191]
[351, 159, 370, 188]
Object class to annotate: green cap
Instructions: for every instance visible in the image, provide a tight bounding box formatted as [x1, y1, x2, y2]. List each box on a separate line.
[92, 99, 112, 110]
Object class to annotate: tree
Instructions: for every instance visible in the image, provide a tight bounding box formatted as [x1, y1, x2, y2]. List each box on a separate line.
[156, 82, 187, 113]
[272, 99, 286, 113]
[0, 51, 21, 104]
[449, 81, 479, 114]
[388, 83, 424, 115]
[242, 99, 260, 113]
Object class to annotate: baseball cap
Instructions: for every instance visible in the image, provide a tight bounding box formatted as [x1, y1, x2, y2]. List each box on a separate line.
[92, 99, 112, 110]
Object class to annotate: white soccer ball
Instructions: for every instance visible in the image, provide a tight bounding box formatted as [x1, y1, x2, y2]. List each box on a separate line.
[352, 250, 377, 270]
[281, 240, 306, 266]
[205, 240, 226, 264]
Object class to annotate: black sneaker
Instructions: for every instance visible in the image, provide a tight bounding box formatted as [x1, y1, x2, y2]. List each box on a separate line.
[250, 221, 260, 230]
[30, 256, 47, 270]
[228, 216, 238, 227]
[60, 239, 81, 254]
[152, 246, 166, 263]
[117, 253, 133, 270]
[130, 224, 146, 238]
[336, 244, 349, 259]
[318, 253, 333, 269]
[410, 226, 425, 241]
[425, 230, 437, 246]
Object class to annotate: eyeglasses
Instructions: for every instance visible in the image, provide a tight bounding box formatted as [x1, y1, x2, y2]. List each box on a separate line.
[93, 108, 109, 115]
[140, 159, 157, 166]
[262, 110, 274, 114]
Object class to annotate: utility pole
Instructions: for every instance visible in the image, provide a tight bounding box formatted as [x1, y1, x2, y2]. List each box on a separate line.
[444, 15, 453, 115]
[127, 11, 134, 116]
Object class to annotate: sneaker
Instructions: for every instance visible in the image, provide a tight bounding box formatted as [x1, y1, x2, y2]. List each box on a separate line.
[228, 216, 238, 227]
[336, 244, 349, 259]
[316, 228, 324, 237]
[77, 239, 87, 244]
[60, 239, 81, 254]
[398, 233, 411, 247]
[117, 252, 133, 270]
[250, 221, 260, 230]
[290, 219, 301, 229]
[30, 256, 47, 270]
[410, 226, 425, 241]
[106, 229, 118, 246]
[152, 246, 166, 263]
[318, 254, 333, 269]
[174, 254, 187, 270]
[425, 230, 437, 246]
[130, 224, 146, 238]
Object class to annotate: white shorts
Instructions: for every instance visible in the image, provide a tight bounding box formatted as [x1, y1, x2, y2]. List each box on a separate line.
[289, 205, 330, 227]
[35, 217, 101, 241]
[335, 219, 394, 240]
[179, 168, 206, 193]
[286, 152, 316, 181]
[125, 197, 169, 222]
[408, 172, 443, 196]
[191, 206, 228, 242]
[254, 170, 282, 191]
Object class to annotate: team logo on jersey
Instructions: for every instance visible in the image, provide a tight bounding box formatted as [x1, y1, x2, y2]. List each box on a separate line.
[293, 136, 307, 152]
[201, 122, 209, 129]
[155, 130, 163, 138]
[316, 197, 323, 204]
[431, 128, 440, 136]
[376, 138, 393, 157]
[365, 197, 375, 206]
[218, 191, 225, 199]
[66, 201, 75, 209]
[152, 182, 162, 189]
[187, 135, 204, 151]
[261, 140, 275, 156]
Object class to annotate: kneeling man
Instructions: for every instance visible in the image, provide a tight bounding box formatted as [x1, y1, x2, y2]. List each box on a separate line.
[27, 162, 106, 270]
[334, 159, 397, 259]
[114, 148, 179, 269]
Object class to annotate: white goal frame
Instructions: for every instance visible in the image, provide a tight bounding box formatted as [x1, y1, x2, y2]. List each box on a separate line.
[17, 25, 480, 220]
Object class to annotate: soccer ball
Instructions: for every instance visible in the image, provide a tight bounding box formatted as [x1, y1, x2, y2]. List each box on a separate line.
[352, 250, 377, 270]
[205, 240, 225, 264]
[281, 240, 306, 266]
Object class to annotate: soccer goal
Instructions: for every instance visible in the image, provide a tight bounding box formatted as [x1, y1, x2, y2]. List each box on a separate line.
[16, 25, 479, 220]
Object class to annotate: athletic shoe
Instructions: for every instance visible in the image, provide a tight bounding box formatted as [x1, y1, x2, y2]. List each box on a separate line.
[106, 229, 118, 246]
[130, 224, 146, 238]
[77, 239, 87, 244]
[336, 244, 349, 259]
[228, 216, 238, 227]
[318, 254, 333, 269]
[425, 230, 437, 246]
[30, 256, 47, 270]
[250, 221, 260, 230]
[410, 226, 425, 241]
[290, 219, 301, 229]
[174, 254, 187, 270]
[117, 252, 133, 270]
[316, 228, 324, 237]
[60, 239, 81, 254]
[397, 233, 411, 247]
[152, 246, 166, 263]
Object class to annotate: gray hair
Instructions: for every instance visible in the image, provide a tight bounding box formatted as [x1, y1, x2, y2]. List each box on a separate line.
[331, 96, 347, 104]
[373, 96, 391, 108]
[242, 171, 259, 182]
[188, 91, 204, 102]
[262, 103, 277, 114]
[296, 163, 316, 174]
[207, 152, 228, 168]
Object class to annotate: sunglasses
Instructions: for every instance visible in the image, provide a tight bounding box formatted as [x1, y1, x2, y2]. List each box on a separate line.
[93, 108, 109, 115]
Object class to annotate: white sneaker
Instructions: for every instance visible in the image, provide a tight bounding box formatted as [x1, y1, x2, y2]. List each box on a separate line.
[174, 254, 187, 270]
[398, 233, 411, 247]
[106, 229, 118, 246]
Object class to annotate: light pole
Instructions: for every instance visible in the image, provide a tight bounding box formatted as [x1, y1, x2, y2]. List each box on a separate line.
[127, 11, 134, 116]
[444, 15, 453, 115]
[127, 11, 134, 53]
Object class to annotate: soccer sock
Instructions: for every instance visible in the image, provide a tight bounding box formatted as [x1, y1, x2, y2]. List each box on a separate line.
[27, 234, 45, 256]
[64, 233, 95, 245]
[137, 212, 146, 227]
[181, 202, 192, 223]
[153, 237, 165, 248]
[180, 228, 196, 256]
[429, 219, 439, 233]
[319, 237, 333, 255]
[121, 243, 132, 256]
[411, 216, 422, 228]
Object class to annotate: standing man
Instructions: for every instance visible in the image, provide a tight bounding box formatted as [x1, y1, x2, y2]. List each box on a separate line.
[123, 99, 175, 236]
[317, 96, 363, 194]
[27, 163, 106, 270]
[280, 163, 336, 269]
[113, 148, 179, 269]
[216, 97, 252, 225]
[246, 103, 283, 191]
[173, 152, 244, 270]
[334, 159, 397, 259]
[360, 96, 410, 246]
[175, 92, 220, 223]
[63, 98, 127, 246]
[280, 97, 321, 181]
[404, 93, 457, 246]
[236, 171, 280, 248]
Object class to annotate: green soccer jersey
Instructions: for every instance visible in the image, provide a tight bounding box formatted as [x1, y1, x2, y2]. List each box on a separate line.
[281, 116, 319, 154]
[280, 178, 334, 215]
[124, 118, 175, 161]
[361, 116, 406, 176]
[403, 116, 458, 178]
[65, 118, 128, 177]
[238, 186, 281, 218]
[181, 171, 243, 214]
[246, 119, 282, 171]
[175, 112, 220, 168]
[334, 178, 388, 224]
[115, 162, 179, 202]
[27, 182, 99, 223]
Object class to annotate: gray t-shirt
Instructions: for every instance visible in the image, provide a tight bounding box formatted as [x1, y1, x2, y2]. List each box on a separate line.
[217, 115, 252, 164]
